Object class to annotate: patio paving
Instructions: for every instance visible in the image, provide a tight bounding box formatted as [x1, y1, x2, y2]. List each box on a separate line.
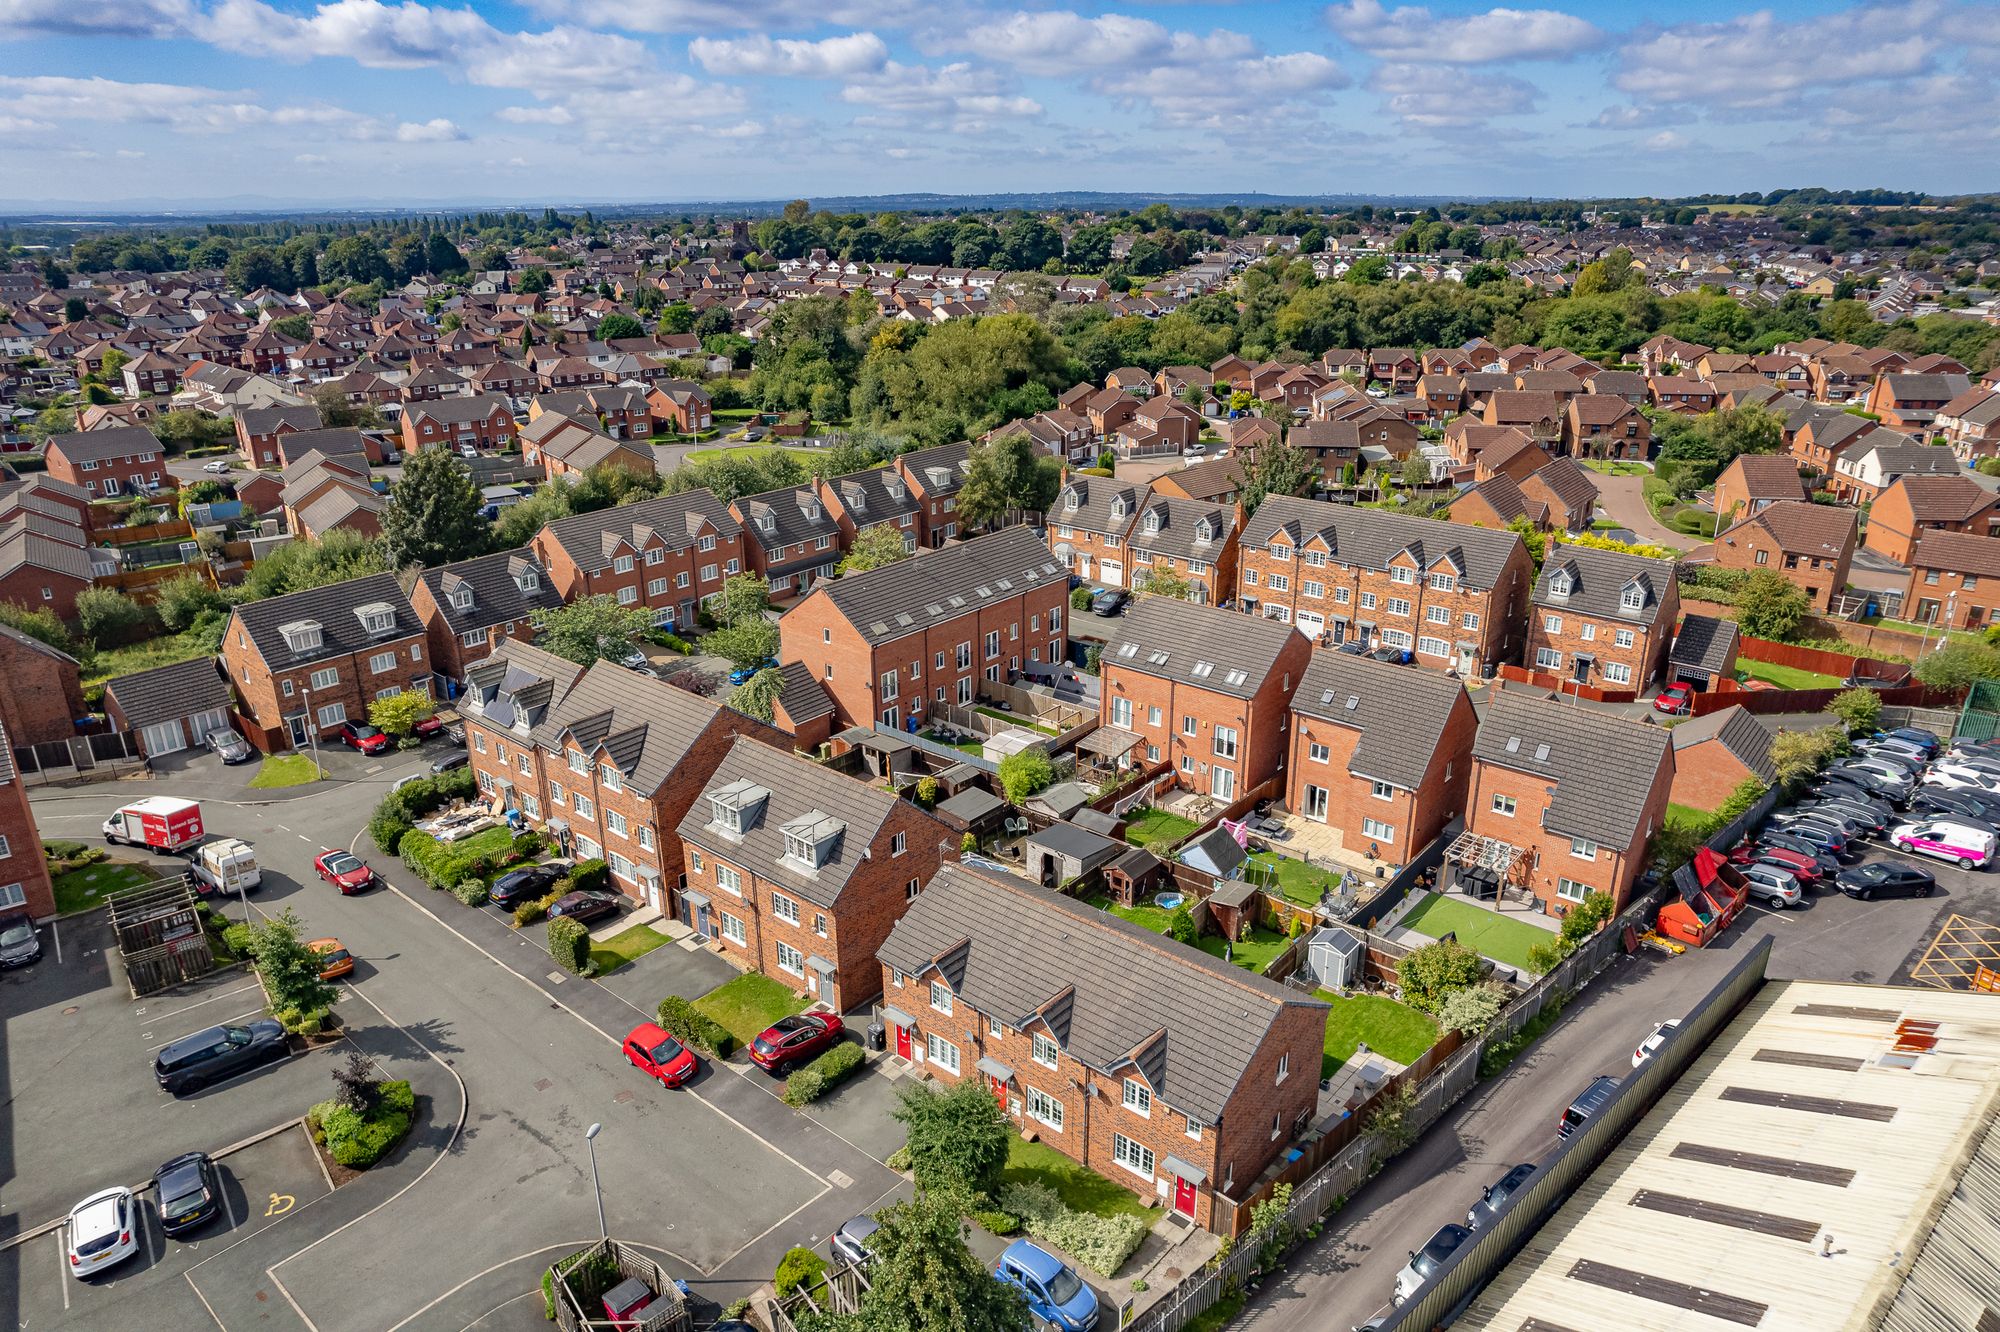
[1267, 811, 1386, 878]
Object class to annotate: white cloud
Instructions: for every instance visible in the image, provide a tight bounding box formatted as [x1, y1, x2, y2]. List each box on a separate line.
[843, 60, 1040, 131]
[1367, 63, 1537, 128]
[496, 104, 574, 125]
[964, 10, 1254, 76]
[523, 0, 914, 34]
[1616, 3, 1939, 108]
[0, 0, 189, 38]
[395, 116, 464, 141]
[1642, 129, 1688, 151]
[294, 153, 329, 164]
[0, 113, 55, 132]
[688, 31, 888, 77]
[1326, 0, 1602, 63]
[1591, 103, 1648, 129]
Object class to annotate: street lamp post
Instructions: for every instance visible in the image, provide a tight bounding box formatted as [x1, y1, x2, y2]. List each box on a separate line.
[585, 1122, 606, 1240]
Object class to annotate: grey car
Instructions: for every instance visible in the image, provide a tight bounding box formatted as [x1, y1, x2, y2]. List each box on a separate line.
[829, 1214, 880, 1267]
[0, 910, 40, 968]
[206, 729, 254, 764]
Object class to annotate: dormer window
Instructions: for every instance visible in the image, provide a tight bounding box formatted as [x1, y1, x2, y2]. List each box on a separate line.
[1143, 511, 1161, 534]
[709, 779, 769, 836]
[758, 513, 776, 533]
[449, 586, 474, 612]
[355, 601, 396, 636]
[1064, 489, 1079, 512]
[1195, 519, 1213, 543]
[1111, 496, 1129, 518]
[1548, 570, 1573, 598]
[278, 618, 323, 653]
[803, 502, 821, 521]
[781, 810, 843, 870]
[886, 478, 905, 500]
[1621, 583, 1646, 612]
[514, 570, 539, 595]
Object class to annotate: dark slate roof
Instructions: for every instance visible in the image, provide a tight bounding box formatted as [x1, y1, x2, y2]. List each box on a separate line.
[461, 638, 585, 732]
[1525, 457, 1599, 515]
[1671, 614, 1740, 674]
[898, 440, 972, 498]
[1291, 649, 1469, 790]
[275, 427, 370, 469]
[936, 786, 1006, 823]
[1243, 495, 1526, 591]
[1669, 704, 1776, 784]
[537, 488, 739, 575]
[735, 484, 841, 559]
[232, 571, 418, 670]
[417, 546, 562, 635]
[1103, 597, 1299, 702]
[878, 865, 1327, 1125]
[1457, 473, 1541, 525]
[1125, 494, 1234, 565]
[827, 468, 920, 529]
[815, 526, 1064, 646]
[529, 660, 738, 796]
[239, 403, 321, 436]
[405, 393, 510, 424]
[104, 655, 230, 729]
[773, 660, 836, 727]
[1054, 477, 1148, 537]
[1533, 543, 1675, 627]
[1867, 442, 1961, 479]
[1472, 692, 1672, 848]
[48, 425, 162, 462]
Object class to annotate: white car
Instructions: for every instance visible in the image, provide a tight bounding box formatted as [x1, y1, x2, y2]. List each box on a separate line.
[202, 459, 233, 474]
[1632, 1019, 1682, 1068]
[1926, 763, 2000, 795]
[66, 1186, 138, 1278]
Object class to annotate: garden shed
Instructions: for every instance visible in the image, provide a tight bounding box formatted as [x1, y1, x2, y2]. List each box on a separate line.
[1023, 821, 1122, 890]
[1307, 928, 1363, 991]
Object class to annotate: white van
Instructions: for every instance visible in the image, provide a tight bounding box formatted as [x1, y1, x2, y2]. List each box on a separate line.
[190, 838, 261, 896]
[1889, 819, 1996, 870]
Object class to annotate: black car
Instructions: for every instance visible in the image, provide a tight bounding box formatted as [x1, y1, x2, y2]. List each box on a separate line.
[0, 910, 41, 968]
[429, 752, 470, 775]
[1808, 797, 1889, 836]
[1370, 645, 1415, 665]
[1466, 1162, 1537, 1230]
[1909, 789, 2000, 829]
[153, 1151, 221, 1236]
[1558, 1074, 1620, 1140]
[489, 865, 562, 909]
[1805, 776, 1893, 817]
[1768, 819, 1852, 859]
[547, 889, 622, 925]
[1089, 589, 1129, 617]
[155, 1019, 288, 1095]
[1334, 639, 1369, 656]
[1758, 831, 1840, 875]
[1834, 861, 1936, 901]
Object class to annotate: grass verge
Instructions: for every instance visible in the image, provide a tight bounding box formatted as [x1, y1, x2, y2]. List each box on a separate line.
[52, 861, 156, 915]
[589, 924, 671, 975]
[248, 754, 327, 788]
[693, 971, 806, 1048]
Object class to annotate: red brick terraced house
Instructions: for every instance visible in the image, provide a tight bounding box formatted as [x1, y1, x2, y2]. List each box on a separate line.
[730, 484, 844, 603]
[778, 526, 1068, 731]
[1711, 454, 1806, 529]
[221, 572, 430, 751]
[531, 489, 744, 632]
[1049, 476, 1146, 589]
[399, 394, 518, 455]
[1906, 532, 2000, 630]
[1238, 496, 1534, 678]
[1463, 691, 1673, 918]
[1100, 597, 1310, 803]
[1125, 494, 1240, 605]
[1524, 544, 1679, 693]
[410, 547, 563, 683]
[1562, 395, 1648, 460]
[1863, 372, 1971, 439]
[876, 864, 1329, 1232]
[0, 723, 56, 919]
[894, 441, 972, 548]
[1286, 650, 1476, 870]
[0, 621, 85, 747]
[235, 403, 322, 468]
[1862, 476, 2000, 565]
[1935, 386, 2000, 462]
[676, 736, 951, 1010]
[43, 427, 175, 497]
[815, 468, 921, 554]
[1709, 500, 1857, 613]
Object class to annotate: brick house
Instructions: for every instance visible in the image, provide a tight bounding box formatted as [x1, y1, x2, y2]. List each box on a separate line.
[0, 524, 91, 619]
[1518, 458, 1598, 535]
[771, 661, 838, 754]
[1286, 651, 1475, 869]
[1787, 410, 1877, 476]
[1473, 430, 1548, 486]
[1464, 692, 1673, 916]
[532, 385, 652, 441]
[519, 412, 656, 484]
[0, 621, 84, 746]
[235, 403, 322, 468]
[410, 547, 563, 682]
[1238, 495, 1534, 677]
[1647, 376, 1717, 415]
[894, 441, 971, 548]
[275, 425, 382, 471]
[104, 656, 236, 758]
[399, 395, 518, 455]
[1124, 495, 1240, 605]
[1482, 391, 1564, 447]
[1710, 500, 1857, 612]
[779, 526, 1068, 731]
[1101, 598, 1310, 802]
[1906, 532, 2000, 629]
[646, 380, 713, 435]
[221, 572, 430, 751]
[1562, 395, 1648, 460]
[1668, 706, 1777, 813]
[730, 484, 843, 603]
[531, 489, 744, 631]
[677, 736, 950, 1010]
[1525, 545, 1679, 692]
[1830, 438, 1962, 505]
[877, 864, 1329, 1232]
[1862, 475, 2000, 564]
[815, 469, 920, 554]
[1711, 454, 1806, 529]
[43, 427, 175, 496]
[1863, 373, 1971, 437]
[1049, 477, 1145, 589]
[1935, 386, 2000, 462]
[0, 723, 55, 919]
[1446, 473, 1544, 533]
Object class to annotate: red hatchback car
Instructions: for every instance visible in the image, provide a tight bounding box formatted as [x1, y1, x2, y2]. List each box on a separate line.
[1653, 683, 1693, 715]
[314, 849, 376, 894]
[335, 722, 389, 754]
[749, 1012, 846, 1072]
[1730, 843, 1821, 882]
[623, 1022, 698, 1088]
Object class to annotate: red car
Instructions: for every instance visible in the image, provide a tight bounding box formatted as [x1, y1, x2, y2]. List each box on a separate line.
[335, 722, 389, 754]
[315, 849, 376, 894]
[622, 1022, 698, 1088]
[1729, 843, 1821, 882]
[412, 715, 446, 740]
[1652, 683, 1693, 715]
[749, 1012, 846, 1073]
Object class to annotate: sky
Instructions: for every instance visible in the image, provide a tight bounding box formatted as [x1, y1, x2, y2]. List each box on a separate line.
[0, 0, 1995, 209]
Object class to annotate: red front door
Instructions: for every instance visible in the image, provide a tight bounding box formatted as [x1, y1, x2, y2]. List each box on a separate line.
[989, 1075, 1007, 1104]
[894, 1024, 912, 1060]
[1173, 1176, 1197, 1218]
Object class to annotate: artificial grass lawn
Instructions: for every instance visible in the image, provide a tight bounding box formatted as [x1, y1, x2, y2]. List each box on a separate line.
[1246, 850, 1347, 908]
[1314, 991, 1439, 1080]
[1122, 806, 1198, 847]
[51, 861, 157, 915]
[694, 971, 807, 1047]
[589, 924, 671, 976]
[1001, 1134, 1152, 1224]
[1399, 892, 1551, 974]
[1086, 893, 1173, 934]
[1735, 659, 1841, 690]
[1196, 924, 1288, 974]
[247, 755, 327, 788]
[976, 705, 1059, 736]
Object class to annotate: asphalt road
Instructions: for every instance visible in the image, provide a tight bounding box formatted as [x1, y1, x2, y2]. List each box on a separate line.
[1588, 467, 1691, 551]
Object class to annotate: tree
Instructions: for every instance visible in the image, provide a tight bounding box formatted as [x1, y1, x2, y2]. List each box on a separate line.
[331, 1050, 383, 1114]
[890, 1077, 1010, 1196]
[1771, 724, 1849, 790]
[796, 1187, 1027, 1332]
[1825, 686, 1883, 734]
[73, 587, 147, 647]
[246, 909, 339, 1022]
[957, 434, 1062, 529]
[1240, 437, 1317, 515]
[1558, 891, 1616, 948]
[656, 302, 695, 335]
[369, 691, 435, 738]
[153, 572, 228, 633]
[1735, 569, 1812, 642]
[997, 746, 1053, 803]
[1133, 564, 1194, 600]
[595, 313, 643, 342]
[382, 447, 488, 570]
[63, 296, 88, 324]
[727, 667, 783, 722]
[838, 524, 912, 575]
[1437, 983, 1507, 1037]
[1400, 451, 1433, 490]
[702, 620, 780, 671]
[715, 572, 773, 628]
[241, 529, 388, 600]
[0, 604, 84, 660]
[1396, 938, 1485, 1015]
[1914, 640, 2000, 692]
[514, 266, 550, 294]
[527, 596, 654, 666]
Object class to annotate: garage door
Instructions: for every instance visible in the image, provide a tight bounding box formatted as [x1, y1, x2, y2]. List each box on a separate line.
[140, 720, 187, 756]
[189, 707, 231, 742]
[1098, 559, 1124, 587]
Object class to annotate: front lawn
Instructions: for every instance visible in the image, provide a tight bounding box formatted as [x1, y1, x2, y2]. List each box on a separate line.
[1001, 1134, 1152, 1225]
[1247, 850, 1347, 907]
[1197, 924, 1289, 974]
[1667, 801, 1717, 829]
[693, 971, 806, 1048]
[1735, 659, 1840, 690]
[1122, 806, 1197, 847]
[590, 924, 671, 976]
[248, 755, 327, 788]
[1086, 893, 1173, 934]
[1399, 892, 1551, 974]
[1316, 991, 1438, 1080]
[51, 861, 157, 915]
[1581, 460, 1650, 476]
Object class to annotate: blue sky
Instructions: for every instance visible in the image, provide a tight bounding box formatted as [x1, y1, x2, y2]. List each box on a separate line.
[0, 0, 1993, 208]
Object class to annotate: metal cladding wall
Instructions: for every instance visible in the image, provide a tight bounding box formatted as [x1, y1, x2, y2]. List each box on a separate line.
[1375, 934, 1776, 1331]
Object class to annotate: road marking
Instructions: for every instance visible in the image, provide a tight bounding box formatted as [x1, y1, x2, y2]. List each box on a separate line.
[147, 981, 263, 1023]
[51, 915, 61, 965]
[148, 1009, 270, 1050]
[58, 1233, 70, 1310]
[704, 1181, 833, 1277]
[382, 1239, 696, 1332]
[266, 1193, 296, 1218]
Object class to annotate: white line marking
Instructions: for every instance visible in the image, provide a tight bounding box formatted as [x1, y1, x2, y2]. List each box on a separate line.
[384, 1238, 693, 1332]
[51, 916, 61, 965]
[704, 1182, 832, 1276]
[147, 982, 262, 1023]
[58, 1233, 71, 1310]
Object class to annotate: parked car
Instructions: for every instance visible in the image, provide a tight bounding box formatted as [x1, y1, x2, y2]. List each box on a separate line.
[1889, 819, 1996, 869]
[334, 721, 389, 754]
[1926, 762, 2000, 795]
[153, 1151, 221, 1237]
[202, 459, 233, 474]
[412, 714, 447, 740]
[1466, 1162, 1537, 1229]
[1830, 759, 1915, 801]
[1740, 862, 1805, 909]
[619, 649, 650, 670]
[547, 889, 623, 925]
[1730, 843, 1822, 883]
[1804, 775, 1894, 819]
[1907, 788, 2000, 828]
[1854, 737, 1931, 768]
[490, 864, 562, 909]
[621, 1021, 699, 1088]
[205, 729, 254, 764]
[1557, 1074, 1620, 1140]
[1834, 861, 1936, 901]
[66, 1186, 139, 1278]
[1652, 683, 1694, 715]
[1808, 796, 1889, 836]
[314, 849, 376, 894]
[1878, 727, 1941, 757]
[1770, 806, 1864, 842]
[1765, 818, 1852, 859]
[748, 1012, 846, 1073]
[155, 1018, 288, 1095]
[1757, 830, 1841, 874]
[311, 937, 354, 980]
[995, 1239, 1100, 1332]
[0, 909, 41, 968]
[1394, 1224, 1473, 1305]
[727, 657, 778, 686]
[429, 751, 470, 775]
[1089, 588, 1129, 617]
[1370, 644, 1415, 665]
[829, 1214, 881, 1267]
[1632, 1018, 1682, 1068]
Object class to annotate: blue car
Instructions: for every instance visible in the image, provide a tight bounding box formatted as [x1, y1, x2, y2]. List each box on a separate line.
[995, 1239, 1098, 1332]
[728, 658, 777, 685]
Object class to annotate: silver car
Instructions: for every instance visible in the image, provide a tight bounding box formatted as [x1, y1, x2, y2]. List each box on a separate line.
[1739, 862, 1804, 909]
[206, 728, 254, 764]
[830, 1214, 880, 1267]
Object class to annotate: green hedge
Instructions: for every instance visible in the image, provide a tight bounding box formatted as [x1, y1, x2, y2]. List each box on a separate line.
[451, 878, 489, 907]
[998, 1180, 1147, 1277]
[657, 994, 735, 1058]
[569, 858, 609, 893]
[369, 768, 476, 854]
[774, 1246, 827, 1298]
[310, 1080, 415, 1169]
[781, 1039, 865, 1107]
[547, 916, 590, 976]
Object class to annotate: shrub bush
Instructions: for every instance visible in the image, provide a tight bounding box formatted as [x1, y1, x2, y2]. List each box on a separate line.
[569, 858, 609, 893]
[973, 1209, 1020, 1236]
[998, 1180, 1148, 1276]
[1070, 586, 1095, 611]
[310, 1079, 414, 1168]
[657, 994, 736, 1057]
[774, 1246, 827, 1299]
[547, 916, 590, 975]
[451, 878, 489, 907]
[885, 1145, 912, 1173]
[222, 923, 254, 957]
[369, 807, 413, 856]
[514, 898, 550, 927]
[782, 1039, 865, 1107]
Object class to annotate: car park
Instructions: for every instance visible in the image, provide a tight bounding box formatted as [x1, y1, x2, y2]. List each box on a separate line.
[65, 1186, 139, 1278]
[1754, 831, 1839, 875]
[1765, 818, 1851, 859]
[1090, 588, 1129, 617]
[1652, 683, 1693, 715]
[0, 909, 42, 967]
[547, 889, 623, 925]
[1834, 861, 1936, 900]
[1632, 1019, 1682, 1068]
[1879, 727, 1941, 757]
[621, 1022, 699, 1088]
[315, 849, 377, 893]
[1466, 1162, 1538, 1229]
[1908, 789, 2000, 829]
[1557, 1074, 1620, 1140]
[829, 1214, 880, 1266]
[1926, 762, 2000, 794]
[153, 1151, 221, 1237]
[1855, 737, 1930, 767]
[1394, 1224, 1472, 1305]
[1888, 819, 1995, 869]
[311, 937, 355, 979]
[490, 864, 562, 909]
[1739, 862, 1804, 908]
[155, 1018, 289, 1095]
[335, 721, 389, 754]
[205, 728, 254, 764]
[1730, 844, 1822, 883]
[749, 1012, 846, 1072]
[995, 1239, 1100, 1332]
